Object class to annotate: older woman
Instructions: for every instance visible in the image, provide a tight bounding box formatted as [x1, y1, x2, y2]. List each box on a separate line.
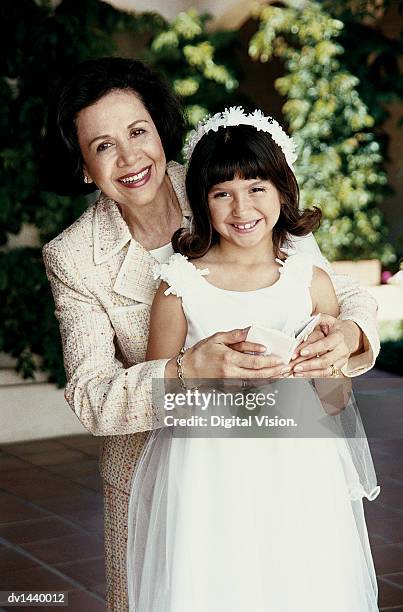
[42, 57, 379, 611]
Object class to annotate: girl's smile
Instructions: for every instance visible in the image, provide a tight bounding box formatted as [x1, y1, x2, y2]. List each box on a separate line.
[208, 176, 281, 249]
[230, 218, 263, 233]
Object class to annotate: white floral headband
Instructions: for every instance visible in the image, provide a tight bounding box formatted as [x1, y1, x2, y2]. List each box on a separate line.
[183, 106, 298, 169]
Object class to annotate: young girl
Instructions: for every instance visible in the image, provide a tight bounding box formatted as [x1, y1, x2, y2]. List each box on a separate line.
[127, 108, 379, 611]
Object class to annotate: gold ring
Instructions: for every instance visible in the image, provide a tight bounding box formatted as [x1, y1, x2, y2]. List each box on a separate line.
[316, 353, 320, 359]
[330, 364, 340, 377]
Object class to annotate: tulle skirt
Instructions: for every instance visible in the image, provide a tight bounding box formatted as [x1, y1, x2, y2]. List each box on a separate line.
[127, 381, 379, 612]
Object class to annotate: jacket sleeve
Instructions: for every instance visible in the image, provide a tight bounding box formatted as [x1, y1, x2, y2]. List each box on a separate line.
[42, 241, 169, 436]
[289, 233, 380, 377]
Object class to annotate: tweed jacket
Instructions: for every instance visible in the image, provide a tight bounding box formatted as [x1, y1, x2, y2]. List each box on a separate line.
[43, 161, 380, 494]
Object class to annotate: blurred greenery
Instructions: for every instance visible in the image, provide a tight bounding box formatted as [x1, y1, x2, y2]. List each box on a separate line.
[250, 0, 397, 264]
[320, 0, 403, 125]
[0, 0, 400, 382]
[376, 340, 403, 376]
[378, 320, 403, 343]
[0, 0, 159, 385]
[374, 320, 403, 376]
[144, 8, 245, 126]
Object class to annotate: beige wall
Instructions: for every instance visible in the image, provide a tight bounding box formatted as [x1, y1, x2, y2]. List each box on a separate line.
[0, 383, 86, 444]
[107, 0, 188, 20]
[106, 0, 262, 24]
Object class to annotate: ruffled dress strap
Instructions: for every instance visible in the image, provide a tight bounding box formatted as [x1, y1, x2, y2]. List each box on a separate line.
[153, 253, 209, 299]
[276, 253, 316, 288]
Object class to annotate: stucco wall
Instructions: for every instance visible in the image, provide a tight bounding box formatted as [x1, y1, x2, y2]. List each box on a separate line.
[107, 0, 263, 25]
[0, 382, 87, 444]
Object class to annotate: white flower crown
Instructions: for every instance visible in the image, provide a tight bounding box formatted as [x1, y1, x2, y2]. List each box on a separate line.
[183, 106, 298, 169]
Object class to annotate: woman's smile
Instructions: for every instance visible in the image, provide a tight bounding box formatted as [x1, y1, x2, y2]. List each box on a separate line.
[76, 90, 166, 208]
[117, 165, 152, 188]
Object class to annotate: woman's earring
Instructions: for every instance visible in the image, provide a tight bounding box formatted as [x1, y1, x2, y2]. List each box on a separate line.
[84, 175, 89, 184]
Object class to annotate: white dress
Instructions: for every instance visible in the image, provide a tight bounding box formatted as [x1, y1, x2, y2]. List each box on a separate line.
[127, 253, 380, 612]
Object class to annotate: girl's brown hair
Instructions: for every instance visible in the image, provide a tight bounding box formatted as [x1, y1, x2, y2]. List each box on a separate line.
[172, 124, 321, 258]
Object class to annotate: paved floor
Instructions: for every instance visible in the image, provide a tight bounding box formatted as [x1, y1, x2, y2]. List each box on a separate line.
[0, 435, 105, 611]
[0, 416, 402, 610]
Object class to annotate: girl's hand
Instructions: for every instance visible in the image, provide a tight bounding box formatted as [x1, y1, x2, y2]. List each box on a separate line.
[289, 315, 362, 377]
[166, 328, 292, 381]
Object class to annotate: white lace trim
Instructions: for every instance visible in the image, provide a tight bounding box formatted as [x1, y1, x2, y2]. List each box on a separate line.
[153, 253, 209, 298]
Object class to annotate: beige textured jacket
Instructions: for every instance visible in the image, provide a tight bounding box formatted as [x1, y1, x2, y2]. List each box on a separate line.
[43, 161, 380, 495]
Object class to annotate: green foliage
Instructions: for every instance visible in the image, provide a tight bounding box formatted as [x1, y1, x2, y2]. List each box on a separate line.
[1, 1, 242, 384]
[319, 0, 403, 125]
[376, 340, 403, 375]
[0, 0, 162, 384]
[376, 294, 403, 376]
[378, 320, 403, 343]
[376, 320, 403, 375]
[144, 8, 242, 128]
[0, 0, 399, 383]
[249, 0, 396, 263]
[319, 0, 403, 264]
[0, 248, 65, 384]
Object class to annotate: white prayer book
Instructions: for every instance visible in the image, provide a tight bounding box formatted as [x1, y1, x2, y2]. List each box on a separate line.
[246, 314, 321, 364]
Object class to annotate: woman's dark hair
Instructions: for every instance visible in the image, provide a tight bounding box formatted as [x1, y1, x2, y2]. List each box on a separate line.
[173, 125, 321, 258]
[41, 57, 186, 196]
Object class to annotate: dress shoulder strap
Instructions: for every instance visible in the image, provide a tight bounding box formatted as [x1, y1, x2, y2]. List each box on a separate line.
[153, 253, 209, 298]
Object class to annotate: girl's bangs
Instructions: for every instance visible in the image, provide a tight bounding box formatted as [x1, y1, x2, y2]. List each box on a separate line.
[205, 140, 271, 190]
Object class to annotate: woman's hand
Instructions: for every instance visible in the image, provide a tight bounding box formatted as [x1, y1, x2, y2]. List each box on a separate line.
[165, 328, 292, 382]
[289, 315, 362, 377]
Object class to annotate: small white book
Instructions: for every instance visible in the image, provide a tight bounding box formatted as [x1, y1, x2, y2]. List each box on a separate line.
[246, 314, 321, 364]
